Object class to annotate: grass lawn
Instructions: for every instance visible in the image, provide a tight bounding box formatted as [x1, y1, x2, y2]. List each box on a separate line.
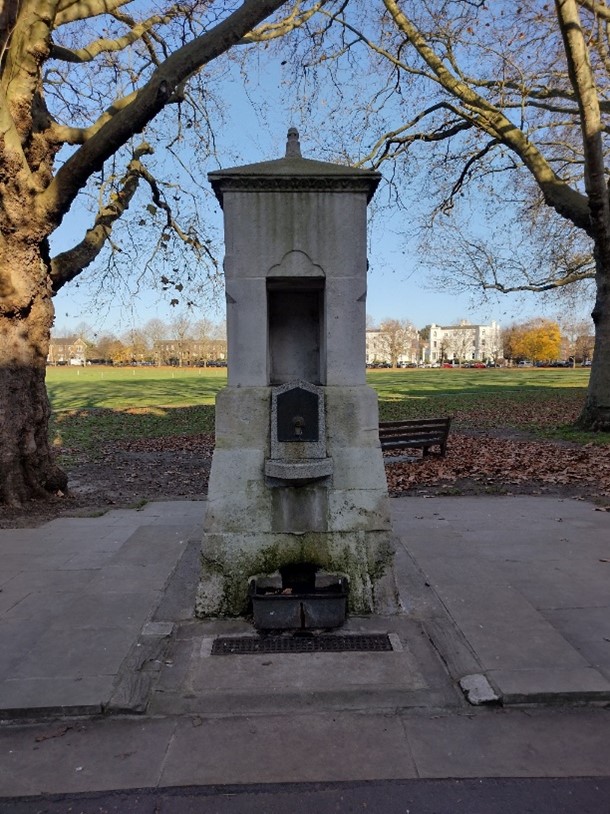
[368, 367, 595, 442]
[46, 365, 602, 458]
[46, 364, 226, 410]
[47, 366, 225, 457]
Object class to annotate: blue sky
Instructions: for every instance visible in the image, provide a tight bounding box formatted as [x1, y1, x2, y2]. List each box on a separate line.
[50, 47, 589, 337]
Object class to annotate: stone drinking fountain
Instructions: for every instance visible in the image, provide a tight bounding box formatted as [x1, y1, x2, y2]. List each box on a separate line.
[195, 129, 399, 628]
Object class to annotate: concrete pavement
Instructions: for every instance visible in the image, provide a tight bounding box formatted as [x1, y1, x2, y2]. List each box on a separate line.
[1, 496, 609, 800]
[0, 501, 203, 717]
[393, 497, 610, 704]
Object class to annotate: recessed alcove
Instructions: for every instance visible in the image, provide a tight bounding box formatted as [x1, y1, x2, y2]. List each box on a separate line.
[268, 278, 324, 385]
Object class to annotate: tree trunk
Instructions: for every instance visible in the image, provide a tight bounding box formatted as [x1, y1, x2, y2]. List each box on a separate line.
[578, 254, 610, 431]
[0, 242, 67, 506]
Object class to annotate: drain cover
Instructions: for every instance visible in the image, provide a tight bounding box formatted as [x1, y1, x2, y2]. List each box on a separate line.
[211, 634, 393, 655]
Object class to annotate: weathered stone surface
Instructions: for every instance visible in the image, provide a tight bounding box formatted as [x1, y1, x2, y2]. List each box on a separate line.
[325, 386, 383, 448]
[225, 279, 268, 387]
[325, 276, 367, 386]
[271, 484, 329, 533]
[198, 132, 397, 619]
[264, 459, 333, 482]
[327, 489, 392, 532]
[197, 528, 397, 616]
[331, 447, 388, 490]
[459, 673, 501, 706]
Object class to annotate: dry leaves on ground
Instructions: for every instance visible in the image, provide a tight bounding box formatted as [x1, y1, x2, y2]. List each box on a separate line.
[385, 433, 610, 498]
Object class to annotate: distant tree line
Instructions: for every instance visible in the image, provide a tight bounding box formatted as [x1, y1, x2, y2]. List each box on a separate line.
[367, 317, 594, 368]
[50, 315, 227, 367]
[51, 314, 594, 369]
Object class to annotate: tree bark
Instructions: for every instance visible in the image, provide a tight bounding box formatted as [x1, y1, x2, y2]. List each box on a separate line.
[0, 0, 296, 505]
[579, 255, 610, 429]
[0, 240, 67, 506]
[555, 0, 610, 429]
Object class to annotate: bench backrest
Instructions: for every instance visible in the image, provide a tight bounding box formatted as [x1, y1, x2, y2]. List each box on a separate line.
[379, 417, 451, 437]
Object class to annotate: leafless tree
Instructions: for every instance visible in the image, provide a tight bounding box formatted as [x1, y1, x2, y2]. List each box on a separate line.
[0, 0, 328, 505]
[377, 318, 418, 367]
[288, 0, 610, 428]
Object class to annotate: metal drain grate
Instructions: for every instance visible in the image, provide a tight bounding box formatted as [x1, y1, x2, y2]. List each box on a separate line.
[211, 634, 393, 656]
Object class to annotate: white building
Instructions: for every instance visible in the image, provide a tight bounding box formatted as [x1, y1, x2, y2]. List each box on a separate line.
[365, 326, 420, 366]
[425, 321, 502, 364]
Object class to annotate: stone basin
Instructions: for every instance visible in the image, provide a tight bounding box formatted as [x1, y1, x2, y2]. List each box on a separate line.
[248, 570, 348, 630]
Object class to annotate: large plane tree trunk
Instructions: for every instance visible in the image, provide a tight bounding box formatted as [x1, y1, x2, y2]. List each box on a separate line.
[0, 239, 67, 506]
[578, 253, 610, 431]
[555, 0, 610, 432]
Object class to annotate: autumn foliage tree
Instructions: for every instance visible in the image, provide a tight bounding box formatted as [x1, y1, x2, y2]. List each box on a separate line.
[504, 320, 562, 364]
[0, 0, 326, 506]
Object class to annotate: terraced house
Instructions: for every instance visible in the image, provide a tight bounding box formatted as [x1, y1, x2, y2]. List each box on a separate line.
[46, 336, 89, 366]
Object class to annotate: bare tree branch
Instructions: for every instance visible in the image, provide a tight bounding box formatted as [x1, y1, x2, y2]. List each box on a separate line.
[135, 162, 218, 266]
[440, 139, 500, 214]
[38, 0, 292, 228]
[356, 102, 474, 168]
[483, 268, 595, 293]
[577, 0, 610, 22]
[53, 0, 133, 27]
[50, 5, 186, 63]
[50, 142, 154, 291]
[242, 1, 328, 43]
[382, 0, 591, 231]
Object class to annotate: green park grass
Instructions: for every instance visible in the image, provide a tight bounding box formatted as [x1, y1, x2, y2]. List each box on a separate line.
[46, 364, 604, 461]
[47, 365, 224, 459]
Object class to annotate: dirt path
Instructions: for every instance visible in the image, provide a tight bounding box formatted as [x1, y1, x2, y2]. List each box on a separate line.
[2, 430, 608, 528]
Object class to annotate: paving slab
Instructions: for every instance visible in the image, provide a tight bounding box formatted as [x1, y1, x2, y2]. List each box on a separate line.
[0, 502, 204, 719]
[148, 614, 461, 716]
[543, 607, 610, 678]
[487, 666, 610, 704]
[392, 496, 610, 704]
[404, 707, 610, 778]
[159, 712, 418, 786]
[0, 718, 178, 797]
[2, 707, 610, 797]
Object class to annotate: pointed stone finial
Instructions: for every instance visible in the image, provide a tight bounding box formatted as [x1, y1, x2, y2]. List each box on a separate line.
[285, 127, 302, 158]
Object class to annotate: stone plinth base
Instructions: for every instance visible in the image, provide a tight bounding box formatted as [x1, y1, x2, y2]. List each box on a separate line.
[196, 529, 399, 617]
[197, 384, 400, 618]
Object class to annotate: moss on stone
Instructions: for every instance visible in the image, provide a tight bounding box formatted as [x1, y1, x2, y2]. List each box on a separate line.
[197, 529, 395, 618]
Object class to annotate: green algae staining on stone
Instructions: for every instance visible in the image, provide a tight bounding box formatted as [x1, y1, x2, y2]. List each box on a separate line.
[196, 530, 398, 618]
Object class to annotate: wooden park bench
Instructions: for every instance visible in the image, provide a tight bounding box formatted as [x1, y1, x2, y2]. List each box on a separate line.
[379, 417, 452, 458]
